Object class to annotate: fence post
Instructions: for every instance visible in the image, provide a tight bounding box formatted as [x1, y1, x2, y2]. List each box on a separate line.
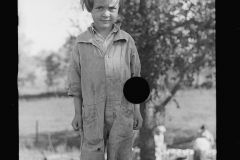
[48, 133, 55, 152]
[35, 120, 38, 146]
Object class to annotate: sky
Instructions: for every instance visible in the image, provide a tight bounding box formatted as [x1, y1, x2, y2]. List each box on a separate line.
[18, 0, 93, 56]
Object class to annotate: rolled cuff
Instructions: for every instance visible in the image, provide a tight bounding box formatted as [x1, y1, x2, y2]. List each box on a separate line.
[130, 54, 141, 77]
[67, 84, 82, 98]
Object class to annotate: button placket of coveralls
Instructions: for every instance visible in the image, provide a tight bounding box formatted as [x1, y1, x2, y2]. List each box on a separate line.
[90, 38, 115, 102]
[91, 39, 116, 113]
[104, 40, 118, 99]
[103, 41, 107, 52]
[91, 38, 112, 59]
[104, 40, 114, 59]
[103, 31, 114, 53]
[93, 33, 122, 97]
[92, 40, 105, 56]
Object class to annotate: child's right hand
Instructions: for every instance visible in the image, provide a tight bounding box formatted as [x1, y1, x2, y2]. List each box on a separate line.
[71, 114, 83, 131]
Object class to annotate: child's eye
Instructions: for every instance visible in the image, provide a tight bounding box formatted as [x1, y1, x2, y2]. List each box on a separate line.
[96, 7, 103, 10]
[109, 7, 116, 11]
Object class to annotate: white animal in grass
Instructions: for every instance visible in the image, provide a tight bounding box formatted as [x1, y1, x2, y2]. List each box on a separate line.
[193, 137, 212, 160]
[202, 130, 215, 148]
[198, 125, 215, 148]
[193, 125, 215, 160]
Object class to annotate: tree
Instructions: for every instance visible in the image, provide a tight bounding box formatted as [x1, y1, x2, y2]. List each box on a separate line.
[18, 33, 37, 87]
[34, 25, 81, 93]
[44, 53, 62, 93]
[55, 14, 85, 90]
[120, 0, 215, 159]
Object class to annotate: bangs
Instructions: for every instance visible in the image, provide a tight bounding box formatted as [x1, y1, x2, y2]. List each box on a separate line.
[80, 0, 124, 13]
[80, 0, 94, 12]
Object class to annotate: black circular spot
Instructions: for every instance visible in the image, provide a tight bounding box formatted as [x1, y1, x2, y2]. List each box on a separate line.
[123, 77, 150, 104]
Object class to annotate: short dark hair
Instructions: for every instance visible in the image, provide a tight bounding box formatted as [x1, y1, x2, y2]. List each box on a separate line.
[80, 0, 124, 13]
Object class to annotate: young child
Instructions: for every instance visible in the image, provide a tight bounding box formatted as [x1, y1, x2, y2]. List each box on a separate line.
[67, 0, 143, 160]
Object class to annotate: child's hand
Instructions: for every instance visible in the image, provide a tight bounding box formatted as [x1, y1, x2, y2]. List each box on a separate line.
[133, 108, 143, 130]
[71, 114, 83, 131]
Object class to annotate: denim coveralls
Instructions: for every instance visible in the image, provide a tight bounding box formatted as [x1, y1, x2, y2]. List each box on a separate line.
[68, 23, 141, 160]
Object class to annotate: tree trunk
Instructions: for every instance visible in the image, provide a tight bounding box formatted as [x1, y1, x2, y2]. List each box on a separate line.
[139, 101, 156, 160]
[156, 104, 166, 126]
[195, 69, 200, 89]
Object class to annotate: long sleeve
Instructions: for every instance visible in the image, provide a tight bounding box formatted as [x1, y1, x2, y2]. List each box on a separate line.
[67, 42, 82, 98]
[130, 38, 141, 77]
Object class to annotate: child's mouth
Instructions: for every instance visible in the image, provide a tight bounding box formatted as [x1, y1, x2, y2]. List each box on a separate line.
[101, 20, 111, 24]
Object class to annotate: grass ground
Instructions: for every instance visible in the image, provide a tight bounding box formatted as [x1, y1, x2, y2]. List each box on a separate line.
[19, 146, 80, 160]
[19, 97, 74, 136]
[166, 89, 216, 133]
[164, 89, 216, 147]
[19, 89, 216, 159]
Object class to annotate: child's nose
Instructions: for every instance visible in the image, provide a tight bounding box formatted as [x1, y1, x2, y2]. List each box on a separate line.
[102, 10, 110, 18]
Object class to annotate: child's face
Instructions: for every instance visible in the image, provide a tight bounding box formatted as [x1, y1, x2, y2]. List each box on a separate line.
[91, 0, 119, 31]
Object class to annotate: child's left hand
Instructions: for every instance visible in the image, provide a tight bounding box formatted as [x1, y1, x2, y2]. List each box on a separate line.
[133, 108, 143, 130]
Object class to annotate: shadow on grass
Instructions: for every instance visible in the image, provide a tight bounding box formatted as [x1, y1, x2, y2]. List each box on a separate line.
[19, 91, 69, 101]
